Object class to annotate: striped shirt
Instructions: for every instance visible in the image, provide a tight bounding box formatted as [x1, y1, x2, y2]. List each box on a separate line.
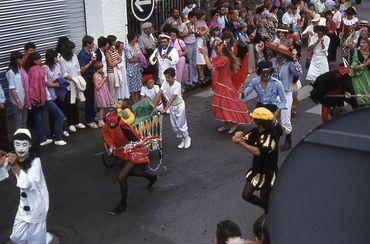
[107, 47, 119, 73]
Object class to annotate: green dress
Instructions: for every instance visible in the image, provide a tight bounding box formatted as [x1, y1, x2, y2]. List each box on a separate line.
[350, 51, 370, 106]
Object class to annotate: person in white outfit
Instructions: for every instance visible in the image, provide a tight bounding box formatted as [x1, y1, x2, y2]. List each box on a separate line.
[0, 129, 49, 244]
[154, 67, 191, 149]
[306, 25, 330, 82]
[149, 34, 179, 85]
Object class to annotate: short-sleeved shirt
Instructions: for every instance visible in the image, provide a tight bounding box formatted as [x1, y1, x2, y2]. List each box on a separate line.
[59, 55, 80, 78]
[160, 80, 183, 105]
[6, 69, 25, 105]
[140, 85, 160, 101]
[179, 23, 196, 44]
[243, 128, 278, 172]
[0, 84, 5, 104]
[138, 34, 156, 51]
[43, 64, 62, 100]
[77, 48, 93, 79]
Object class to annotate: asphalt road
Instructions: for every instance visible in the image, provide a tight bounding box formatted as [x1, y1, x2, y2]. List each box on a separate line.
[1, 3, 369, 243]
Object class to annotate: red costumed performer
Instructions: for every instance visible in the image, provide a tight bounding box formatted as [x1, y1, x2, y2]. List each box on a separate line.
[102, 113, 158, 215]
[200, 39, 250, 133]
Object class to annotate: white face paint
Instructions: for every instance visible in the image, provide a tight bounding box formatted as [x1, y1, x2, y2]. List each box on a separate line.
[14, 140, 31, 160]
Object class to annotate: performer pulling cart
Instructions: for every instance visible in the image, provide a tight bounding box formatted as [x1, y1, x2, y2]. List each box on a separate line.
[100, 98, 162, 215]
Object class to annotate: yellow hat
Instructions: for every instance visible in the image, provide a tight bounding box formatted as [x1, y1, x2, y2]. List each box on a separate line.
[250, 107, 274, 120]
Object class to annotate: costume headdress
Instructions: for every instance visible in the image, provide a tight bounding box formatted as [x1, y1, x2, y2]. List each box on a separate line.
[105, 112, 119, 125]
[142, 74, 153, 84]
[14, 128, 32, 140]
[250, 107, 274, 120]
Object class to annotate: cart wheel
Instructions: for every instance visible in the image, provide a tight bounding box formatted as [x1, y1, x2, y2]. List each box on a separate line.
[102, 154, 118, 167]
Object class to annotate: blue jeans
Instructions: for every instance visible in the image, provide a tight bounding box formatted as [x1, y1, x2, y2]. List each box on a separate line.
[33, 106, 47, 143]
[46, 100, 65, 141]
[185, 42, 198, 85]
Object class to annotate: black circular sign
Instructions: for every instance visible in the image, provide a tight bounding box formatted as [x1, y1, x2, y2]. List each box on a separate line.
[131, 0, 155, 22]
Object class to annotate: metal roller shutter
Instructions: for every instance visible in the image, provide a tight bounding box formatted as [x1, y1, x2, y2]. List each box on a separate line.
[0, 0, 86, 104]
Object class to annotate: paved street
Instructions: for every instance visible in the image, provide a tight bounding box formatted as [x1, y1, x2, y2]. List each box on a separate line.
[0, 78, 323, 244]
[1, 2, 369, 243]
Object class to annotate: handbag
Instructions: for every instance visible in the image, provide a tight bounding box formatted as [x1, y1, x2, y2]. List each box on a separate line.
[178, 39, 190, 64]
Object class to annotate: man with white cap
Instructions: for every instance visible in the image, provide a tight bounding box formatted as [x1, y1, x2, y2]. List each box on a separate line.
[149, 34, 179, 84]
[0, 128, 50, 243]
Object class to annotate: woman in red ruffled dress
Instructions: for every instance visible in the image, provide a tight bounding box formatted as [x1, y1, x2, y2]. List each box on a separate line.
[200, 39, 250, 133]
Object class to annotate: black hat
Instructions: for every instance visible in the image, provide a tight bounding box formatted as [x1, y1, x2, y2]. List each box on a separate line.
[345, 7, 357, 15]
[257, 61, 273, 75]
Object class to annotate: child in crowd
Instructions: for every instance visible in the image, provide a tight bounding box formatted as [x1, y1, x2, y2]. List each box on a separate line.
[140, 74, 163, 111]
[93, 61, 113, 127]
[210, 26, 222, 58]
[154, 67, 191, 149]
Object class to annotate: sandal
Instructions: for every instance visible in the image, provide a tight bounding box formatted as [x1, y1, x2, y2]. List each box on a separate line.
[217, 126, 229, 132]
[228, 124, 238, 134]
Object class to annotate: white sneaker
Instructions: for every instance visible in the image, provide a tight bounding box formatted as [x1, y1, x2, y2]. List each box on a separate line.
[184, 136, 191, 149]
[88, 122, 98, 129]
[40, 139, 53, 146]
[177, 139, 185, 149]
[54, 140, 67, 146]
[76, 123, 86, 129]
[69, 125, 77, 132]
[98, 120, 105, 127]
[63, 131, 70, 137]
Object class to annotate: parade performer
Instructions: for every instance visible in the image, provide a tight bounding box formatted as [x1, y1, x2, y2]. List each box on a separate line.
[351, 38, 370, 107]
[149, 34, 179, 85]
[232, 107, 279, 213]
[154, 67, 191, 149]
[310, 61, 358, 123]
[271, 49, 302, 151]
[0, 128, 49, 243]
[244, 61, 287, 118]
[200, 39, 250, 134]
[306, 25, 330, 83]
[102, 112, 158, 215]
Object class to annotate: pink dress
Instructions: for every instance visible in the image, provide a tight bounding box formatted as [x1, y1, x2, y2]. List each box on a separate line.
[93, 73, 113, 108]
[170, 38, 189, 84]
[211, 55, 250, 124]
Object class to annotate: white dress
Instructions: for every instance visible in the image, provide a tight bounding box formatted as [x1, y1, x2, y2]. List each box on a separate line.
[117, 52, 130, 99]
[1, 157, 49, 244]
[306, 34, 330, 81]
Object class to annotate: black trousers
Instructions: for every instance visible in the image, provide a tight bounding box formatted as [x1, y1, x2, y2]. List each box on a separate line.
[0, 107, 10, 151]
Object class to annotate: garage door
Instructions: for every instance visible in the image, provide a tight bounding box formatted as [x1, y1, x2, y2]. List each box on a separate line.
[0, 0, 86, 103]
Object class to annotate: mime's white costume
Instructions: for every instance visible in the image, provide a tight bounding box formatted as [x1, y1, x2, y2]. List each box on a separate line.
[1, 129, 49, 244]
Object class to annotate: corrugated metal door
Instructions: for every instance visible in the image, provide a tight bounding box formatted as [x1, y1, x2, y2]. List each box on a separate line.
[0, 0, 86, 102]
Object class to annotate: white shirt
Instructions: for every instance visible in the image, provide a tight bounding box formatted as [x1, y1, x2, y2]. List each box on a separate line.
[309, 34, 330, 56]
[333, 11, 342, 29]
[141, 85, 163, 110]
[149, 46, 179, 82]
[160, 80, 183, 106]
[282, 12, 294, 26]
[98, 49, 107, 76]
[141, 85, 160, 101]
[302, 25, 315, 44]
[59, 54, 80, 91]
[0, 158, 49, 224]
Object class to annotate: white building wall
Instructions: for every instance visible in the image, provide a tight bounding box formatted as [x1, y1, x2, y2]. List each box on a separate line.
[84, 0, 128, 43]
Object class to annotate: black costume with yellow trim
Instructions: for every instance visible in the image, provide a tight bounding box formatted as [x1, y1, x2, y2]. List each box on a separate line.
[243, 128, 278, 189]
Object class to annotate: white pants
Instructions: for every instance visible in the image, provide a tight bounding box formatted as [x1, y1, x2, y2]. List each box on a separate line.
[10, 219, 47, 244]
[169, 101, 189, 139]
[280, 91, 293, 134]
